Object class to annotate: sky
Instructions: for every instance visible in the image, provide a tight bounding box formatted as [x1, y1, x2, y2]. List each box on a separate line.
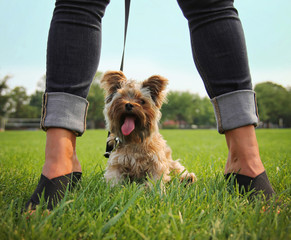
[1, 0, 291, 97]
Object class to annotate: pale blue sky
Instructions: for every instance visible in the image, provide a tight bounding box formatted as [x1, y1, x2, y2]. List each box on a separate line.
[1, 0, 291, 96]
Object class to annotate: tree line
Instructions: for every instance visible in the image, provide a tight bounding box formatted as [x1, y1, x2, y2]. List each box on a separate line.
[1, 73, 290, 129]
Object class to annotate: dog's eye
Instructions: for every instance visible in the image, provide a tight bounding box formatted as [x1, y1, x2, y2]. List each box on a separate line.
[105, 93, 114, 103]
[140, 99, 146, 105]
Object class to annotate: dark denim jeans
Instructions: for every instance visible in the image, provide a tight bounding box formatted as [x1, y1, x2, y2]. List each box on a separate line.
[41, 0, 258, 135]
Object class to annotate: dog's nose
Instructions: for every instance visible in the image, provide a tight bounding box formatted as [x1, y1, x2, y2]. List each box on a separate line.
[125, 103, 134, 111]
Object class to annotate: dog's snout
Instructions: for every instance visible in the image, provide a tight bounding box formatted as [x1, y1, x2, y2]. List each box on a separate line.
[125, 103, 134, 111]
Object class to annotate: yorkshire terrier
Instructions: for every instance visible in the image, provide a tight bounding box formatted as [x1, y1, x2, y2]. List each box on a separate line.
[100, 71, 196, 186]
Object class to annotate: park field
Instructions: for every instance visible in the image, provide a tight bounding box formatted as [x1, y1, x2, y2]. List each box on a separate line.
[0, 129, 290, 240]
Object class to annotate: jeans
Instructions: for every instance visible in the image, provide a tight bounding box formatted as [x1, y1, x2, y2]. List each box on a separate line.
[41, 0, 258, 135]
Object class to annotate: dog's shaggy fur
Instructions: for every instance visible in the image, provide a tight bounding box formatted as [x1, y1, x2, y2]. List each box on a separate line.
[100, 71, 196, 186]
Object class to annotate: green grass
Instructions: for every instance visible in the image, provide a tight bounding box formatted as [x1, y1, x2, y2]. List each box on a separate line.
[0, 129, 290, 240]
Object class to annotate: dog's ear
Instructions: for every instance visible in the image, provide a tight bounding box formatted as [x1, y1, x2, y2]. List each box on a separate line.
[100, 71, 127, 96]
[142, 75, 168, 108]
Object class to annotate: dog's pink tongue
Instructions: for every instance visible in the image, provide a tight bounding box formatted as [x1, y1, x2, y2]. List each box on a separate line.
[121, 116, 135, 136]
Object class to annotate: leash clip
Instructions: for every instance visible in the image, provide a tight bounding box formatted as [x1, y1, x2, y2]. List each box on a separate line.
[104, 137, 121, 158]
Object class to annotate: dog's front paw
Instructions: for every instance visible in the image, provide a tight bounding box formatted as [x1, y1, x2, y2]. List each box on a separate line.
[104, 168, 124, 187]
[180, 172, 197, 183]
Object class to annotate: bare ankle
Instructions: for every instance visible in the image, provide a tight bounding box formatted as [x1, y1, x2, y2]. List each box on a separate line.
[42, 128, 82, 179]
[224, 125, 265, 178]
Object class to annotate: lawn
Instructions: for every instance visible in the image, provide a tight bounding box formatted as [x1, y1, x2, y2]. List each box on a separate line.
[0, 129, 290, 240]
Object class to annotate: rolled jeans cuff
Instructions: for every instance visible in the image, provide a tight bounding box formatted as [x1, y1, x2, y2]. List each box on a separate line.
[41, 92, 89, 136]
[211, 90, 259, 134]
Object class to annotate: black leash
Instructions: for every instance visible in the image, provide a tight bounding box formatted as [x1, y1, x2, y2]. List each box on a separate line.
[104, 0, 131, 158]
[120, 0, 131, 72]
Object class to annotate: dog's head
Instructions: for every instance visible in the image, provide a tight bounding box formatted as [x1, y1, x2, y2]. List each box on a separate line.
[100, 71, 168, 143]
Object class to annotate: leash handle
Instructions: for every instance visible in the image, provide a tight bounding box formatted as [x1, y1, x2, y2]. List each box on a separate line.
[120, 0, 131, 72]
[105, 0, 131, 158]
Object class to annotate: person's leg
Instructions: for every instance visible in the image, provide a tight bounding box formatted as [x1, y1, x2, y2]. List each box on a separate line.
[225, 125, 264, 177]
[177, 0, 274, 197]
[42, 128, 81, 180]
[26, 0, 110, 210]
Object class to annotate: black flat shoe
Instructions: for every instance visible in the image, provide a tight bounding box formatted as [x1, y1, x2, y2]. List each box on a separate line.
[225, 171, 275, 200]
[25, 172, 82, 210]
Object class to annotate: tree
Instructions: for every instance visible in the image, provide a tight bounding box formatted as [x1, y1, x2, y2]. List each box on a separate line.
[255, 82, 291, 127]
[161, 90, 216, 128]
[86, 72, 105, 128]
[0, 75, 11, 117]
[192, 97, 216, 127]
[8, 87, 39, 118]
[29, 90, 43, 118]
[161, 91, 196, 127]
